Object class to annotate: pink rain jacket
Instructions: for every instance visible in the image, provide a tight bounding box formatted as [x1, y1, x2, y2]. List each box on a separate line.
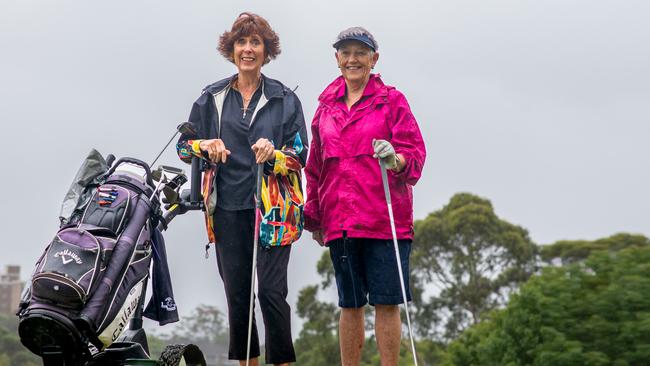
[304, 74, 426, 243]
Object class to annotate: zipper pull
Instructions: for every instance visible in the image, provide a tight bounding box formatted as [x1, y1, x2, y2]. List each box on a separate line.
[205, 243, 210, 259]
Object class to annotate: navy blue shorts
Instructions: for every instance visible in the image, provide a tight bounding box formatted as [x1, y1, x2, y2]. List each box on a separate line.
[328, 236, 412, 308]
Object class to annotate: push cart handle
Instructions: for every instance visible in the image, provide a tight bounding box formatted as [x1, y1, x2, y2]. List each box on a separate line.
[190, 156, 203, 204]
[105, 157, 155, 187]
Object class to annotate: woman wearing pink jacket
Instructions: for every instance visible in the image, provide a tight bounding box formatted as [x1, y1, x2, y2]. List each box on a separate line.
[304, 27, 426, 366]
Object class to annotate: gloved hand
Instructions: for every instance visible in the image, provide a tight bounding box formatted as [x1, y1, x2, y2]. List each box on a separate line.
[372, 139, 398, 170]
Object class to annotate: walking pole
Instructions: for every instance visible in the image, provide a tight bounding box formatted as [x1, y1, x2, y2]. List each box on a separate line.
[379, 159, 419, 366]
[246, 164, 264, 366]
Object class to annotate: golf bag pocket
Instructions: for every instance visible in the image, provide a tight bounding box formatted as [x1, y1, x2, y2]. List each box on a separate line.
[80, 184, 132, 236]
[31, 228, 116, 309]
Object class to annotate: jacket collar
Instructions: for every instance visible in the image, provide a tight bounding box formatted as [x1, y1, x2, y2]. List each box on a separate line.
[318, 73, 387, 105]
[206, 74, 289, 136]
[204, 73, 288, 100]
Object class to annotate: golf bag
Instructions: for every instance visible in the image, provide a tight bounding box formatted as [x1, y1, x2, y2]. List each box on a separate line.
[17, 155, 175, 362]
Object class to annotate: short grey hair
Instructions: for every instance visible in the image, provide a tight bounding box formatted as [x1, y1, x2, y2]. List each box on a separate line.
[333, 26, 379, 51]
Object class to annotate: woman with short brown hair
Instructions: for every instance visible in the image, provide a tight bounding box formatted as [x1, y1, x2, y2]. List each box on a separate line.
[177, 12, 307, 366]
[217, 12, 281, 63]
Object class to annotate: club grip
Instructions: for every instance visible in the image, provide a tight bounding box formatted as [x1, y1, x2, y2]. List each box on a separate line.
[255, 164, 263, 209]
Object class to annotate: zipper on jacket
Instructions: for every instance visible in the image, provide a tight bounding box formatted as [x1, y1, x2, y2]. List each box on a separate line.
[353, 95, 385, 115]
[337, 95, 385, 127]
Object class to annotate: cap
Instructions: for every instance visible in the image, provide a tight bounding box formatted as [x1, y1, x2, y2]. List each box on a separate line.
[332, 27, 378, 52]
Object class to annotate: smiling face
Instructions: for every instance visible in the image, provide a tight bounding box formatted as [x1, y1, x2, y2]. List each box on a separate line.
[233, 34, 266, 74]
[335, 40, 379, 85]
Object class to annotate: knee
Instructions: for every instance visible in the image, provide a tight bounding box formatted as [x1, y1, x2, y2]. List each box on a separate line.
[225, 285, 252, 307]
[375, 304, 399, 316]
[258, 286, 287, 306]
[341, 307, 365, 319]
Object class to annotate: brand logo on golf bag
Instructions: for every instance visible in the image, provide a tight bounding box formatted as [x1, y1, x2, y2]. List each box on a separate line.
[98, 280, 144, 346]
[111, 285, 142, 342]
[161, 297, 177, 311]
[54, 249, 83, 265]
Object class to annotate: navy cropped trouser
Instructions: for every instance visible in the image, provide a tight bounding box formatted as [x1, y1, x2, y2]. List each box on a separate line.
[213, 206, 295, 364]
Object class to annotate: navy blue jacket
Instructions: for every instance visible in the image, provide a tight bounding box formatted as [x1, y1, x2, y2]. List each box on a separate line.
[179, 74, 307, 168]
[177, 74, 308, 247]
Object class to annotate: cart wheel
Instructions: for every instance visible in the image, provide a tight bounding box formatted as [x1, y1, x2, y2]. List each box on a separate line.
[158, 344, 206, 366]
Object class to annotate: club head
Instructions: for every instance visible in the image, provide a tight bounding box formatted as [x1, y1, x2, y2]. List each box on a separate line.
[177, 122, 197, 136]
[162, 186, 180, 203]
[158, 165, 184, 175]
[152, 167, 168, 183]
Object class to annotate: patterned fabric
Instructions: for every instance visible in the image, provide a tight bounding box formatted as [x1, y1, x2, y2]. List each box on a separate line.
[176, 139, 218, 244]
[176, 139, 203, 163]
[176, 133, 305, 248]
[260, 132, 304, 247]
[202, 166, 216, 244]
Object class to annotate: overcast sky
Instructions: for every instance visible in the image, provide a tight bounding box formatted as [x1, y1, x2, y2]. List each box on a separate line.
[2, 0, 649, 339]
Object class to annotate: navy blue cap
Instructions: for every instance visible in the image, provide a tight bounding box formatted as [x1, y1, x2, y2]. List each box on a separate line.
[333, 33, 377, 52]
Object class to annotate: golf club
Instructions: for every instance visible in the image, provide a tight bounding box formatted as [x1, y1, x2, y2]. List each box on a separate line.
[246, 163, 264, 366]
[150, 121, 196, 168]
[379, 159, 419, 366]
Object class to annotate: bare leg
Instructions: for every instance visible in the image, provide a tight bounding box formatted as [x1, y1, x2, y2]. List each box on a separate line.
[339, 307, 365, 366]
[239, 358, 258, 366]
[239, 358, 290, 365]
[375, 304, 401, 366]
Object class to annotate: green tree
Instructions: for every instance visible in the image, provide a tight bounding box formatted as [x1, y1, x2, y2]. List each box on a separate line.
[150, 304, 229, 364]
[294, 251, 341, 366]
[294, 284, 341, 365]
[447, 243, 650, 366]
[146, 331, 169, 362]
[540, 233, 650, 265]
[0, 314, 39, 366]
[412, 193, 538, 340]
[168, 304, 228, 345]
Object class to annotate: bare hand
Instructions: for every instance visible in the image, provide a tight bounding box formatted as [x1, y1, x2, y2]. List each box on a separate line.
[251, 138, 275, 164]
[199, 139, 231, 163]
[312, 230, 325, 247]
